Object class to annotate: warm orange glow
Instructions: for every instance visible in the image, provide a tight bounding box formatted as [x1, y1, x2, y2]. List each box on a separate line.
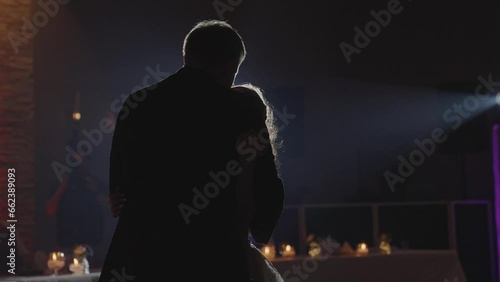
[73, 258, 78, 265]
[73, 112, 81, 121]
[356, 242, 369, 256]
[261, 244, 276, 260]
[52, 253, 57, 260]
[285, 245, 291, 252]
[264, 246, 270, 254]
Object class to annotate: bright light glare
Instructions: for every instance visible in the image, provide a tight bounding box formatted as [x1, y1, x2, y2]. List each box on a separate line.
[72, 112, 81, 121]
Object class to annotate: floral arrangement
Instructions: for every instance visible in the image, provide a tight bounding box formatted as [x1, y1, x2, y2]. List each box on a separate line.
[71, 244, 92, 274]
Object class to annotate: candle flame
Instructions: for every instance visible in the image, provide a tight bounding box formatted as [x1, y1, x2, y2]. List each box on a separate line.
[73, 258, 78, 265]
[52, 253, 57, 260]
[285, 245, 291, 252]
[361, 243, 366, 249]
[264, 246, 270, 254]
[73, 112, 81, 121]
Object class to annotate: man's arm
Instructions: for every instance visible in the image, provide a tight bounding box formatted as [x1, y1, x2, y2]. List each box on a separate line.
[108, 102, 128, 218]
[109, 119, 121, 195]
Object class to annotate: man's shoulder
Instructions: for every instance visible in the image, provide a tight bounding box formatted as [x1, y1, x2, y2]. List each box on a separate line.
[122, 72, 178, 105]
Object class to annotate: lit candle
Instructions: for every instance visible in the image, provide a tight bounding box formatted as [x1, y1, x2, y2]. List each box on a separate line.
[69, 258, 84, 274]
[72, 112, 81, 121]
[47, 252, 65, 275]
[281, 244, 296, 257]
[261, 245, 276, 260]
[73, 90, 81, 121]
[264, 246, 270, 255]
[356, 242, 369, 256]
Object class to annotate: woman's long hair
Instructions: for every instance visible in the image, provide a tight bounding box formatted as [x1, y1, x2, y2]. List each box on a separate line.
[232, 83, 282, 168]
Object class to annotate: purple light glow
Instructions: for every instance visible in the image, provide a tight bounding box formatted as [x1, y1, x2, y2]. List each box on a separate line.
[492, 124, 500, 281]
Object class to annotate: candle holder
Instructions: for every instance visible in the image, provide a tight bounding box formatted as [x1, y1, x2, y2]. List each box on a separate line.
[47, 252, 65, 275]
[260, 244, 276, 260]
[69, 258, 85, 275]
[72, 244, 92, 274]
[280, 243, 296, 258]
[355, 242, 369, 256]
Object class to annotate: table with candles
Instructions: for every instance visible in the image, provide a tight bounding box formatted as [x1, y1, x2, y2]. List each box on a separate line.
[1, 247, 468, 282]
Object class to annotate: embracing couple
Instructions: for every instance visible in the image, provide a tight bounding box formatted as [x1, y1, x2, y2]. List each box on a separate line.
[98, 20, 286, 282]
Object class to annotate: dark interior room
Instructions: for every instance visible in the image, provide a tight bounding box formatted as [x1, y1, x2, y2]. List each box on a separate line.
[1, 0, 500, 281]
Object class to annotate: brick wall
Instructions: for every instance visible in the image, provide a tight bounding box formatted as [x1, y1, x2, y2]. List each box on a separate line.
[0, 0, 36, 269]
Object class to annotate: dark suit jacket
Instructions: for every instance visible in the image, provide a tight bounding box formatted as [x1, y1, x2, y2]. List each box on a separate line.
[98, 66, 284, 282]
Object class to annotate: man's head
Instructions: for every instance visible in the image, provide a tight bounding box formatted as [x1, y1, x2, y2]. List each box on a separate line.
[183, 20, 247, 88]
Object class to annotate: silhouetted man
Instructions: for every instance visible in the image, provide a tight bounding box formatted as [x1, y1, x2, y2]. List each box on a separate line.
[99, 20, 285, 282]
